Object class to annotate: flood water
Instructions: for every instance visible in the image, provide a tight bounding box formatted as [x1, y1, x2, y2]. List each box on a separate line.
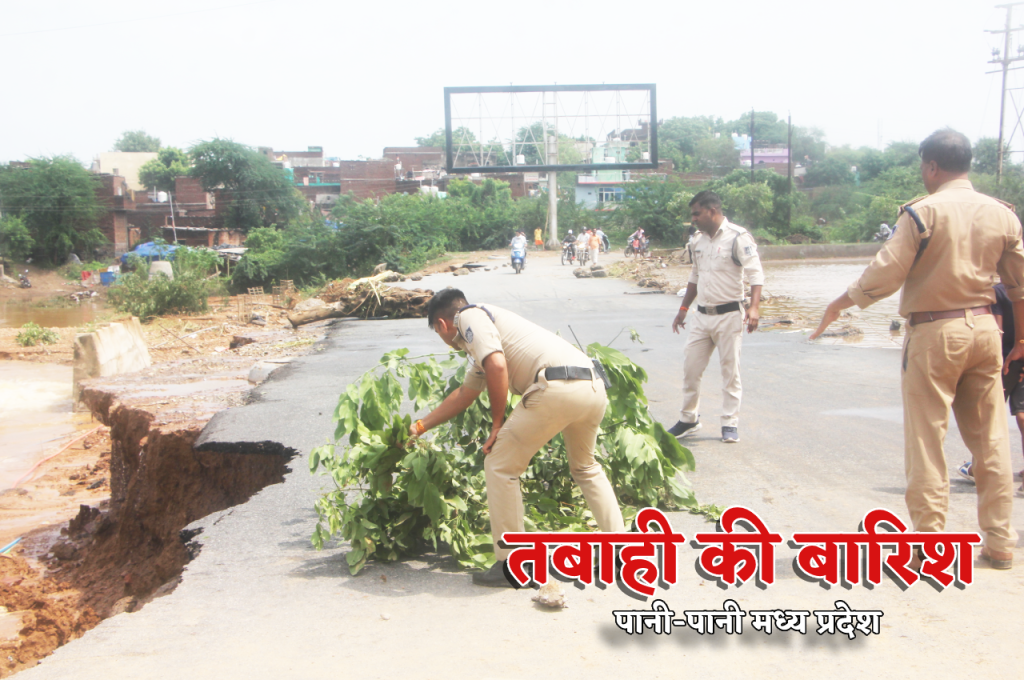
[760, 261, 903, 349]
[0, 362, 93, 491]
[0, 299, 105, 329]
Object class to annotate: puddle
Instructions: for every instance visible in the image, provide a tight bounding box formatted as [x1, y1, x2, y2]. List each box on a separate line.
[0, 361, 93, 490]
[0, 299, 106, 329]
[760, 262, 903, 349]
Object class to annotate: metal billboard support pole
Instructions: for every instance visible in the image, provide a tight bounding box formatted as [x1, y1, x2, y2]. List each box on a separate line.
[545, 91, 559, 249]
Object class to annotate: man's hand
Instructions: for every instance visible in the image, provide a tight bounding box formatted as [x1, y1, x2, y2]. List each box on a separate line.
[672, 309, 688, 333]
[482, 427, 501, 455]
[810, 292, 856, 340]
[1004, 343, 1024, 377]
[746, 308, 760, 334]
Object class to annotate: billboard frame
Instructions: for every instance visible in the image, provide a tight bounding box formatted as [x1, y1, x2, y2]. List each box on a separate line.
[443, 84, 658, 174]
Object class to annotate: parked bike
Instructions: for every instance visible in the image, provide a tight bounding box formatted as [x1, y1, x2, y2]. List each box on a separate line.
[18, 270, 31, 289]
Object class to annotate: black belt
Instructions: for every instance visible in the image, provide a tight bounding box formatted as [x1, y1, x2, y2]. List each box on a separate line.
[540, 366, 593, 382]
[697, 301, 741, 315]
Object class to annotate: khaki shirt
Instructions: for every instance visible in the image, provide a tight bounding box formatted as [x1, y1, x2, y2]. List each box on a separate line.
[687, 219, 765, 306]
[453, 305, 592, 395]
[848, 179, 1024, 316]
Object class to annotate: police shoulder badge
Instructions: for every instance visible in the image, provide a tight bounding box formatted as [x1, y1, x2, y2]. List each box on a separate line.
[465, 327, 474, 343]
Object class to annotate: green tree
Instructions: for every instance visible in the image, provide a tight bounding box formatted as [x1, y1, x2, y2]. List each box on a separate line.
[415, 129, 447, 147]
[0, 215, 35, 261]
[973, 138, 1011, 175]
[138, 147, 190, 193]
[657, 116, 718, 172]
[694, 136, 740, 175]
[615, 178, 687, 244]
[113, 130, 160, 152]
[189, 139, 305, 232]
[0, 157, 106, 264]
[725, 111, 789, 145]
[803, 157, 855, 187]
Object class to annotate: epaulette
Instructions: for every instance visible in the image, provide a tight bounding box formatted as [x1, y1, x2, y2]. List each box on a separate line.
[897, 195, 927, 216]
[994, 197, 1016, 212]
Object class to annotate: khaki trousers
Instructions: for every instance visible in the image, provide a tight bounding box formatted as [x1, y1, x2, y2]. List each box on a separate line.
[902, 313, 1018, 552]
[680, 309, 744, 428]
[486, 374, 625, 559]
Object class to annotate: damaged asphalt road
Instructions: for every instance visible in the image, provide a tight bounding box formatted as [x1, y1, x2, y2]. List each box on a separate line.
[20, 255, 1024, 680]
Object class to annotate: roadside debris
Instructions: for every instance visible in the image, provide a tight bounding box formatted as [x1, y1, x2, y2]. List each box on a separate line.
[532, 581, 568, 609]
[287, 272, 434, 327]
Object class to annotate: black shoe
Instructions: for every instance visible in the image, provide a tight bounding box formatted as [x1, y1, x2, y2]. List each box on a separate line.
[472, 560, 518, 588]
[667, 420, 701, 440]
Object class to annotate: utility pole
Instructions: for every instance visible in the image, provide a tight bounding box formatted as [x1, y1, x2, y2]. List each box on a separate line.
[787, 113, 793, 231]
[987, 3, 1024, 182]
[749, 108, 755, 184]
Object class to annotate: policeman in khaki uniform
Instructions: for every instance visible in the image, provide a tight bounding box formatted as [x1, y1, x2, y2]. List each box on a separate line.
[410, 288, 625, 586]
[668, 191, 764, 444]
[812, 129, 1024, 570]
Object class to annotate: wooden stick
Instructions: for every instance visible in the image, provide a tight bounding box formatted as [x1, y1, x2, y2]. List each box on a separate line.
[158, 325, 200, 351]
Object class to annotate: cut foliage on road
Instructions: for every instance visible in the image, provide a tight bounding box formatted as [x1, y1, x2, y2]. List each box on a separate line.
[310, 345, 698, 575]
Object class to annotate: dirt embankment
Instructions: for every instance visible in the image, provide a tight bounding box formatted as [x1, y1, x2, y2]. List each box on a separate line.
[0, 309, 325, 676]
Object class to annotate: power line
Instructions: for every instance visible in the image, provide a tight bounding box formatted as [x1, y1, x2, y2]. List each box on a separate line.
[986, 2, 1024, 182]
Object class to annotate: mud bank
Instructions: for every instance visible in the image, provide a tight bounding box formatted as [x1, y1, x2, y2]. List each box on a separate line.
[0, 325, 324, 676]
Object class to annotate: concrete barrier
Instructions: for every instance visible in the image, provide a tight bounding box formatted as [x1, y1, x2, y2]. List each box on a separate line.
[73, 317, 152, 404]
[758, 243, 883, 260]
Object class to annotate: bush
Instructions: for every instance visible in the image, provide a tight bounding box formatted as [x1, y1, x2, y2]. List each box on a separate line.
[16, 323, 60, 346]
[107, 247, 220, 320]
[0, 216, 35, 262]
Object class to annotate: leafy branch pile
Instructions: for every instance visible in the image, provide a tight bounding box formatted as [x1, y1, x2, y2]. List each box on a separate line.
[310, 344, 698, 575]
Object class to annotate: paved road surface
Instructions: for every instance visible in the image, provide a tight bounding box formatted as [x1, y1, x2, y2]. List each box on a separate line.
[22, 252, 1024, 679]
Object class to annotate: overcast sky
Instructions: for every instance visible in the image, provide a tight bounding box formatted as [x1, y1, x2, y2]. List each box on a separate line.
[0, 0, 1013, 164]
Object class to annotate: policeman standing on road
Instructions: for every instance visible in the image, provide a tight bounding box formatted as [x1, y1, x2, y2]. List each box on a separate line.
[409, 288, 625, 586]
[667, 191, 764, 443]
[811, 129, 1024, 570]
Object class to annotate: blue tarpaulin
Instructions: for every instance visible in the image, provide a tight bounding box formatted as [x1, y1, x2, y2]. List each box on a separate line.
[120, 242, 179, 266]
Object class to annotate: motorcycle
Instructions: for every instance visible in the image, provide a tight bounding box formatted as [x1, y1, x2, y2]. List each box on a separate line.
[624, 237, 648, 259]
[560, 242, 577, 265]
[19, 271, 31, 289]
[511, 246, 526, 274]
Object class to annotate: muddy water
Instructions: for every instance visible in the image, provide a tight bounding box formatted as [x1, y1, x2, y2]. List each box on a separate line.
[0, 362, 93, 491]
[760, 261, 903, 348]
[0, 299, 105, 329]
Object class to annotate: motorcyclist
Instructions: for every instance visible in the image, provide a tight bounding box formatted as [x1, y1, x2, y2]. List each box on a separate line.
[874, 222, 892, 241]
[510, 231, 527, 268]
[628, 228, 649, 256]
[19, 269, 31, 288]
[562, 229, 577, 259]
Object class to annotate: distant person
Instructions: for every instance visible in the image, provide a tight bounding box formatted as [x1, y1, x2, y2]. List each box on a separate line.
[596, 228, 609, 253]
[810, 128, 1024, 571]
[534, 227, 543, 248]
[667, 191, 763, 444]
[510, 231, 527, 250]
[587, 228, 602, 266]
